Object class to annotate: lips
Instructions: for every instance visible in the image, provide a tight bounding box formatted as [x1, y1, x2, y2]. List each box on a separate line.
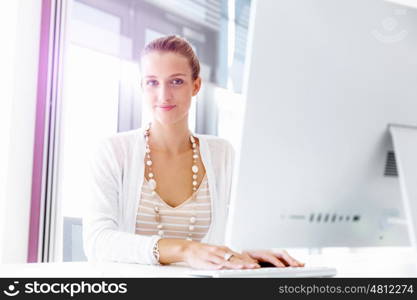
[158, 105, 176, 111]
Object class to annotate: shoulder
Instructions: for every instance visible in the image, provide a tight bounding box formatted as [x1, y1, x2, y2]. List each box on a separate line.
[94, 128, 143, 166]
[98, 128, 143, 151]
[197, 134, 233, 148]
[197, 134, 235, 157]
[103, 128, 142, 146]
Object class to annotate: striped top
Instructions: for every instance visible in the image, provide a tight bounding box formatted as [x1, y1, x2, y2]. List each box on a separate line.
[135, 173, 211, 241]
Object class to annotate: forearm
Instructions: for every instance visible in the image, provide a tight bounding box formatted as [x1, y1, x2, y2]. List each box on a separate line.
[157, 238, 192, 264]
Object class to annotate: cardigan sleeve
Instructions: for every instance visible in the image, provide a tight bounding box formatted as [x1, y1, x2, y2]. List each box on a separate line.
[82, 137, 160, 265]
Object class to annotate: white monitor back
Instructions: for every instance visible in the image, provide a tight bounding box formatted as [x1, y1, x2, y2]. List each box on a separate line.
[226, 0, 417, 250]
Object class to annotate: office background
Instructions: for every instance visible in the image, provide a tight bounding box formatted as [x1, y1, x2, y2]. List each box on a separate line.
[1, 0, 417, 273]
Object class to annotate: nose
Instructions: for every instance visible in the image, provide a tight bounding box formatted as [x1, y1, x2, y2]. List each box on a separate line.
[157, 82, 173, 103]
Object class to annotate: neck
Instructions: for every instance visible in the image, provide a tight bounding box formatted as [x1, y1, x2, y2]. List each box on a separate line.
[147, 119, 192, 155]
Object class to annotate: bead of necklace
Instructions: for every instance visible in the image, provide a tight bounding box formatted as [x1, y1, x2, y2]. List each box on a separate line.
[144, 122, 199, 241]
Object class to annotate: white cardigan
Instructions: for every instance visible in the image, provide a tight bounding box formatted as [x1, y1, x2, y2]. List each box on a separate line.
[82, 127, 235, 265]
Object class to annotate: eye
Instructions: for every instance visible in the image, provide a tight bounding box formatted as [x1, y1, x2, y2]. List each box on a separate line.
[146, 80, 158, 86]
[171, 78, 184, 85]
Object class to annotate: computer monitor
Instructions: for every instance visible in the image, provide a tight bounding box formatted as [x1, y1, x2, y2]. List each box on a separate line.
[226, 0, 417, 250]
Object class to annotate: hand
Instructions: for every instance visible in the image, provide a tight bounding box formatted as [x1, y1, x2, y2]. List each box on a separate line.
[243, 249, 305, 268]
[183, 241, 261, 270]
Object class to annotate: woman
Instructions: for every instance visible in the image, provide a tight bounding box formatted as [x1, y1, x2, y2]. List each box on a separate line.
[83, 35, 304, 270]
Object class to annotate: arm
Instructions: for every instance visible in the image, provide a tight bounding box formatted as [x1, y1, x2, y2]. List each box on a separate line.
[157, 239, 260, 270]
[83, 138, 159, 264]
[157, 238, 189, 264]
[83, 137, 259, 268]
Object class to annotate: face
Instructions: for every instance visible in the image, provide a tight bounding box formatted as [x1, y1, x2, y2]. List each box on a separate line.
[140, 51, 201, 126]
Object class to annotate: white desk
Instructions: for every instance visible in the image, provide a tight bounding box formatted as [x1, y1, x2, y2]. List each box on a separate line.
[294, 247, 417, 277]
[0, 261, 194, 278]
[1, 248, 416, 278]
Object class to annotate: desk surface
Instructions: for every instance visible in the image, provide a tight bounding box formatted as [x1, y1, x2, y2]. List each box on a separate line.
[1, 248, 416, 278]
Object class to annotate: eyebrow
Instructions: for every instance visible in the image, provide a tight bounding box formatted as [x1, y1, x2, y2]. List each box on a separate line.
[144, 73, 187, 78]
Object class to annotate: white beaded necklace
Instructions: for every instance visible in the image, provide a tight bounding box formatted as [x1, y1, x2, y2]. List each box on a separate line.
[144, 122, 199, 241]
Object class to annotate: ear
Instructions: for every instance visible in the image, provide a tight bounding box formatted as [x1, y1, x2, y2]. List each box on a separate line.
[192, 77, 202, 97]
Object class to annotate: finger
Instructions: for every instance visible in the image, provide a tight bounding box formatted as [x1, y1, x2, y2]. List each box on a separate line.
[276, 252, 297, 267]
[198, 260, 225, 270]
[293, 258, 306, 267]
[211, 248, 257, 268]
[218, 247, 245, 264]
[251, 252, 286, 268]
[211, 255, 245, 270]
[228, 258, 258, 269]
[218, 251, 259, 269]
[221, 260, 245, 270]
[282, 250, 305, 267]
[211, 247, 260, 269]
[207, 250, 246, 269]
[245, 251, 286, 267]
[278, 251, 304, 267]
[208, 253, 229, 267]
[209, 246, 229, 260]
[231, 251, 259, 265]
[194, 252, 224, 270]
[207, 262, 225, 270]
[211, 249, 234, 265]
[239, 252, 260, 265]
[229, 255, 261, 269]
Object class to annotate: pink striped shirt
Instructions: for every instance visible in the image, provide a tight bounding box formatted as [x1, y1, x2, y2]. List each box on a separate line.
[135, 173, 211, 241]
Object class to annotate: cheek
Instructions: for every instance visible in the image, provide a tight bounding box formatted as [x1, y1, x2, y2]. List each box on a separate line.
[177, 95, 193, 110]
[178, 86, 194, 100]
[143, 90, 157, 104]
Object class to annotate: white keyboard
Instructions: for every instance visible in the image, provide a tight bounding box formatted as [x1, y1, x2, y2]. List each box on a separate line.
[189, 266, 337, 278]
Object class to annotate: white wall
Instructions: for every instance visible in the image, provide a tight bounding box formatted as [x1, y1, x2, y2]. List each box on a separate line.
[0, 0, 42, 263]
